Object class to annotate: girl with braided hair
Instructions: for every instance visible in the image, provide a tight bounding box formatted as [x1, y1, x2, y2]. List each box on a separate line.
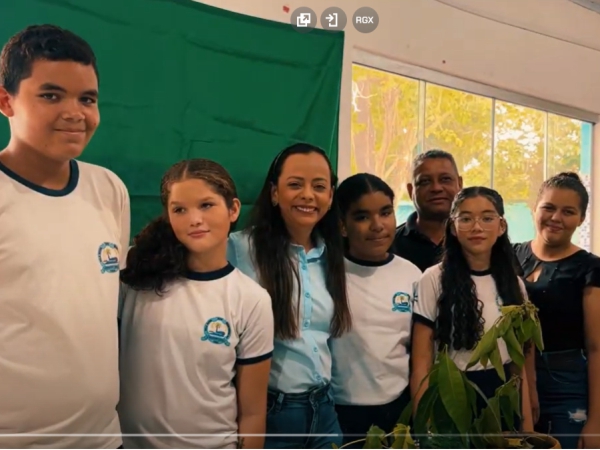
[411, 186, 533, 431]
[118, 159, 274, 449]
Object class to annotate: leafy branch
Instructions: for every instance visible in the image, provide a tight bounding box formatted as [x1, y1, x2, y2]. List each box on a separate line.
[338, 302, 549, 449]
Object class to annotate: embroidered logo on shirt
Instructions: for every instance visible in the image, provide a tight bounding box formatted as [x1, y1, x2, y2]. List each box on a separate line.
[201, 317, 232, 346]
[97, 242, 120, 274]
[392, 292, 412, 313]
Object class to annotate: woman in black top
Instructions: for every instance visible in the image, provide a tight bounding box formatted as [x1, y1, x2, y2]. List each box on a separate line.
[514, 172, 600, 449]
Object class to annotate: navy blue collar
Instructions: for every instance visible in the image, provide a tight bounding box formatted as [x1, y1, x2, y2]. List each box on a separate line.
[186, 263, 235, 281]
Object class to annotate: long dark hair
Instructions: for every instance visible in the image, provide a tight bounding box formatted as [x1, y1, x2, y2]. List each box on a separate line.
[246, 143, 351, 340]
[436, 186, 526, 351]
[120, 159, 238, 294]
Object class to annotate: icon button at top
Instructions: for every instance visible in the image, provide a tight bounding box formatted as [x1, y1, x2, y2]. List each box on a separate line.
[352, 6, 379, 33]
[290, 7, 317, 33]
[320, 7, 347, 31]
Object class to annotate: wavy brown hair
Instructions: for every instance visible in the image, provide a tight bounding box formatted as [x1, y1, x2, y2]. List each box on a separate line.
[120, 159, 238, 294]
[246, 143, 351, 340]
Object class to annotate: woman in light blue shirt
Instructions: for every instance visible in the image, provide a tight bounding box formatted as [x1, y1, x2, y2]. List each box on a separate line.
[228, 143, 351, 449]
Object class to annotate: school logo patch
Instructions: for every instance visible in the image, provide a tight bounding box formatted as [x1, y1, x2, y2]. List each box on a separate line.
[392, 292, 411, 313]
[201, 317, 232, 346]
[97, 242, 120, 274]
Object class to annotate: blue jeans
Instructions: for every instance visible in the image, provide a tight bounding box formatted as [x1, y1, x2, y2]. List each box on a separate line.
[264, 383, 342, 449]
[535, 350, 588, 449]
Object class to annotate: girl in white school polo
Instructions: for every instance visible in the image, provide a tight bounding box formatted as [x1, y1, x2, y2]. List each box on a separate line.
[330, 174, 421, 446]
[118, 159, 274, 449]
[227, 143, 352, 449]
[411, 186, 534, 431]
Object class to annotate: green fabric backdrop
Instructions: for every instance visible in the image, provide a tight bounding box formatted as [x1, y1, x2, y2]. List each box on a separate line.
[0, 0, 343, 237]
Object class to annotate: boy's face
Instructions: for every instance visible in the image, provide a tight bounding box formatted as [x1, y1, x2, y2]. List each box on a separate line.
[0, 59, 99, 162]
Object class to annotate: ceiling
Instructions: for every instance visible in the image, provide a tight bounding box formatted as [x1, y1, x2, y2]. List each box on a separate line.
[569, 0, 600, 13]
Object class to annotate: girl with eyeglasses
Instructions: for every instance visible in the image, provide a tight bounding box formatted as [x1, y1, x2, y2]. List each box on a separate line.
[411, 186, 533, 431]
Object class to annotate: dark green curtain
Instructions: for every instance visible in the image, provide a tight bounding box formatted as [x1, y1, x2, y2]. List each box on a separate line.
[0, 0, 344, 236]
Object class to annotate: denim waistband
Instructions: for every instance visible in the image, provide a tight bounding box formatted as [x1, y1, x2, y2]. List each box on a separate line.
[536, 349, 586, 372]
[268, 383, 331, 404]
[537, 348, 586, 358]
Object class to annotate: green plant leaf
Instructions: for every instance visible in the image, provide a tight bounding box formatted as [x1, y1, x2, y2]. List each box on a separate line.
[473, 396, 504, 448]
[513, 313, 523, 330]
[397, 398, 413, 427]
[503, 327, 525, 368]
[429, 397, 463, 445]
[391, 424, 416, 449]
[488, 341, 506, 382]
[531, 318, 544, 352]
[469, 420, 488, 449]
[480, 353, 489, 369]
[461, 371, 477, 414]
[465, 378, 491, 407]
[467, 327, 497, 369]
[414, 385, 438, 436]
[509, 382, 521, 418]
[428, 366, 439, 386]
[438, 352, 471, 435]
[497, 316, 512, 337]
[363, 426, 386, 449]
[431, 395, 457, 431]
[501, 305, 520, 315]
[499, 394, 515, 430]
[520, 317, 535, 342]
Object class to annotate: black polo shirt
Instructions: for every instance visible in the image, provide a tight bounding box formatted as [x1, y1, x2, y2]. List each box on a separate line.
[392, 212, 443, 272]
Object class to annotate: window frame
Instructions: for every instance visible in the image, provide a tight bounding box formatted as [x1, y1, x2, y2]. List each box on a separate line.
[350, 48, 598, 249]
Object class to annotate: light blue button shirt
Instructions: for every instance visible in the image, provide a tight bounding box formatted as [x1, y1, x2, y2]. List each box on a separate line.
[227, 230, 334, 394]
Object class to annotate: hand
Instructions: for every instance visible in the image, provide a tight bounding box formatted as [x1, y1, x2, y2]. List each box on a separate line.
[578, 422, 600, 448]
[529, 387, 540, 425]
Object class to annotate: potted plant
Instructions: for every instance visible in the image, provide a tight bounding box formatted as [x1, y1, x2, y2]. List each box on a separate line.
[335, 303, 561, 449]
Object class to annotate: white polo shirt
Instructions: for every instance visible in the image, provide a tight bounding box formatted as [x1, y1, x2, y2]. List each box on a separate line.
[118, 264, 274, 449]
[414, 263, 527, 371]
[331, 254, 421, 406]
[0, 159, 130, 448]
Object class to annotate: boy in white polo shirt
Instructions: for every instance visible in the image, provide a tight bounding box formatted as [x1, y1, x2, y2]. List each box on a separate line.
[0, 25, 130, 448]
[331, 173, 421, 446]
[118, 159, 273, 449]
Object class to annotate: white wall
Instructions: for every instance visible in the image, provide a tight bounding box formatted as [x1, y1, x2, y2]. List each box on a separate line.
[195, 0, 600, 251]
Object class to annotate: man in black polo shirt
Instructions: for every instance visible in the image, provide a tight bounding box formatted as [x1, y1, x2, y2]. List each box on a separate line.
[392, 150, 462, 271]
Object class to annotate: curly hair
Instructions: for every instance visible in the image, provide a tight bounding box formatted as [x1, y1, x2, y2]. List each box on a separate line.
[120, 158, 238, 294]
[436, 186, 526, 351]
[246, 143, 351, 340]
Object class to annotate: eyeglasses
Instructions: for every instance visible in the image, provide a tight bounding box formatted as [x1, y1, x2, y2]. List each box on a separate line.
[453, 214, 501, 231]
